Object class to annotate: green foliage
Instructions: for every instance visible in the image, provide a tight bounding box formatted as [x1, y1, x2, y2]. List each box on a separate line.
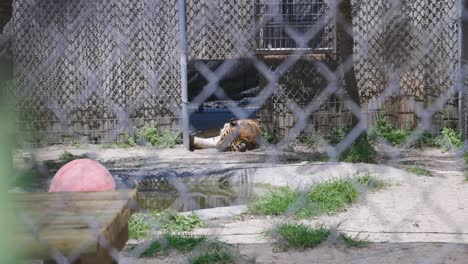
[406, 166, 433, 177]
[328, 128, 347, 145]
[154, 209, 207, 232]
[191, 242, 234, 264]
[435, 127, 463, 151]
[138, 124, 181, 148]
[369, 112, 411, 146]
[59, 151, 75, 164]
[339, 139, 375, 163]
[274, 223, 330, 249]
[141, 241, 164, 257]
[355, 174, 387, 190]
[164, 233, 206, 252]
[248, 187, 299, 216]
[262, 129, 280, 144]
[307, 154, 330, 162]
[141, 233, 206, 257]
[464, 152, 468, 164]
[129, 213, 151, 239]
[340, 233, 370, 248]
[112, 133, 137, 148]
[158, 131, 182, 148]
[308, 179, 359, 215]
[412, 132, 439, 148]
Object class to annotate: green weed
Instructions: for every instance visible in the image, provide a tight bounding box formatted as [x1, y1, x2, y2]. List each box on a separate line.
[190, 241, 234, 264]
[435, 127, 463, 151]
[340, 233, 370, 248]
[406, 166, 433, 177]
[369, 112, 411, 146]
[328, 128, 347, 145]
[262, 129, 280, 144]
[274, 223, 330, 249]
[141, 233, 206, 257]
[138, 124, 181, 148]
[164, 233, 206, 252]
[355, 174, 387, 190]
[141, 241, 164, 257]
[339, 138, 375, 163]
[129, 213, 151, 239]
[154, 209, 207, 232]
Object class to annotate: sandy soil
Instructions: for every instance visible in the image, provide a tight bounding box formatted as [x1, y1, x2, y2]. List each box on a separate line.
[20, 145, 468, 263]
[118, 148, 468, 263]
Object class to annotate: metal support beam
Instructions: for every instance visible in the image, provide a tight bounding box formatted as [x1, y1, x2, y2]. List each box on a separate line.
[178, 0, 191, 150]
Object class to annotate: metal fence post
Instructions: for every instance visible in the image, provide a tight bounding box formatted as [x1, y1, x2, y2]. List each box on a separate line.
[178, 0, 190, 150]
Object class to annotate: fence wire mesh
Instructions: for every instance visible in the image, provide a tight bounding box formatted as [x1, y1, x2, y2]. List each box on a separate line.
[3, 0, 468, 263]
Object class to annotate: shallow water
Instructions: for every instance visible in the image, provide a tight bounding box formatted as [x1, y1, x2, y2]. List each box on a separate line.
[12, 167, 264, 212]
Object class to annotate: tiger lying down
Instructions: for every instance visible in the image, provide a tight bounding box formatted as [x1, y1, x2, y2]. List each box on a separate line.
[191, 118, 261, 152]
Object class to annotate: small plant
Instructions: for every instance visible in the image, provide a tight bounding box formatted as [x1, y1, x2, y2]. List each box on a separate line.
[112, 133, 137, 148]
[339, 138, 375, 163]
[406, 166, 433, 177]
[59, 151, 75, 164]
[139, 125, 161, 146]
[328, 127, 347, 145]
[262, 129, 280, 144]
[273, 223, 330, 249]
[369, 111, 411, 146]
[308, 179, 359, 215]
[129, 213, 151, 239]
[141, 241, 164, 257]
[158, 131, 182, 148]
[190, 241, 234, 264]
[355, 174, 386, 190]
[141, 233, 206, 257]
[340, 233, 370, 248]
[154, 209, 207, 232]
[435, 126, 463, 152]
[464, 152, 468, 164]
[164, 233, 206, 252]
[248, 187, 299, 216]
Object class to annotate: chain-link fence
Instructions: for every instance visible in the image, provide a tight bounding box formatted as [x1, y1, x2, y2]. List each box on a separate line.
[4, 0, 468, 263]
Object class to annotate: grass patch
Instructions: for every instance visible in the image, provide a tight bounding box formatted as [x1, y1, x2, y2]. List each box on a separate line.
[165, 233, 206, 252]
[355, 174, 387, 190]
[154, 209, 207, 232]
[248, 187, 299, 216]
[339, 139, 375, 163]
[340, 233, 370, 248]
[406, 166, 433, 177]
[141, 233, 206, 257]
[189, 241, 254, 264]
[141, 240, 164, 257]
[308, 179, 359, 215]
[248, 176, 387, 218]
[129, 213, 151, 239]
[273, 223, 330, 249]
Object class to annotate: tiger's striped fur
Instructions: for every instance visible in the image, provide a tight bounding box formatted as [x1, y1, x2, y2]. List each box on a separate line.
[191, 119, 261, 152]
[215, 119, 261, 152]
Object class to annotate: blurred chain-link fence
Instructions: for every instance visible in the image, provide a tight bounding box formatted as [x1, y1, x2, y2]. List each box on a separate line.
[4, 0, 468, 263]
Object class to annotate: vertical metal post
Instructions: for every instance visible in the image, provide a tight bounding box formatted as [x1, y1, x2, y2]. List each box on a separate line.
[178, 0, 190, 150]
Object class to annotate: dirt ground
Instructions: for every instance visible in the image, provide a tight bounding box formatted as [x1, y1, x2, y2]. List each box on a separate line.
[22, 145, 468, 263]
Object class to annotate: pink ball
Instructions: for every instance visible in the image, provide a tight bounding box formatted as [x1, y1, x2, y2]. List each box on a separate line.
[49, 159, 116, 192]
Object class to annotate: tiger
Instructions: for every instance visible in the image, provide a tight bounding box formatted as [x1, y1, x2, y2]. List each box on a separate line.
[191, 118, 261, 152]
